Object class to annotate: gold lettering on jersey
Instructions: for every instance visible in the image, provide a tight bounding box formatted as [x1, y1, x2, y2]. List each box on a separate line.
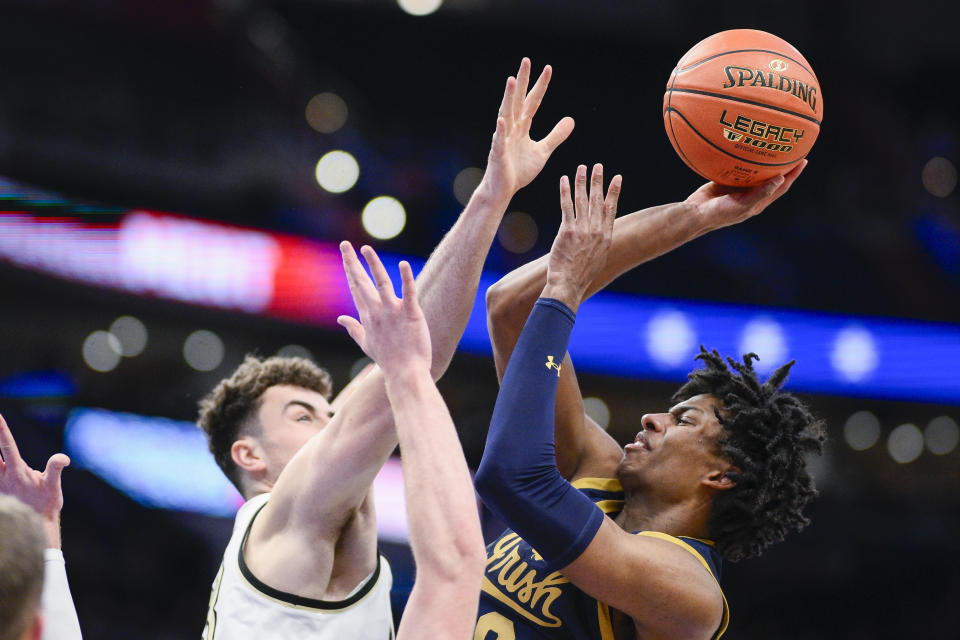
[483, 533, 569, 627]
[721, 65, 818, 112]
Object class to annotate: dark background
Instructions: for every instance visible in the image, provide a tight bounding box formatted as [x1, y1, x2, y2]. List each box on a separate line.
[1, 0, 958, 637]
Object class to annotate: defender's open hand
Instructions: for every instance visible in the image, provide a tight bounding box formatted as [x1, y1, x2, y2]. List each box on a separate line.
[480, 58, 575, 204]
[337, 242, 431, 376]
[0, 412, 69, 548]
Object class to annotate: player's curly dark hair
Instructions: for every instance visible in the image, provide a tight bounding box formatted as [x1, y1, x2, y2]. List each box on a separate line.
[197, 355, 332, 495]
[672, 347, 826, 562]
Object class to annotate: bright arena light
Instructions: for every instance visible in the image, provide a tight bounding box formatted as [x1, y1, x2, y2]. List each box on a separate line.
[843, 410, 881, 451]
[887, 423, 924, 464]
[925, 416, 959, 455]
[453, 167, 484, 206]
[397, 0, 443, 17]
[646, 309, 696, 368]
[82, 331, 122, 373]
[119, 212, 279, 314]
[921, 156, 958, 198]
[305, 92, 348, 134]
[183, 330, 225, 372]
[362, 196, 406, 240]
[738, 316, 787, 374]
[277, 344, 315, 362]
[583, 397, 611, 430]
[315, 150, 360, 193]
[830, 325, 878, 383]
[497, 211, 538, 254]
[110, 315, 148, 357]
[65, 408, 243, 517]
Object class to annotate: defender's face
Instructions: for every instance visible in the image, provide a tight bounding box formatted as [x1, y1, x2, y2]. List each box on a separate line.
[618, 394, 730, 500]
[254, 384, 333, 481]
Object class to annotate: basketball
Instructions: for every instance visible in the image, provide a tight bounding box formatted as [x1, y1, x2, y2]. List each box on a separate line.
[663, 29, 823, 187]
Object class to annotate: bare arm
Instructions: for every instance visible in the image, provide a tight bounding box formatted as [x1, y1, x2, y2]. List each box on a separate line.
[247, 59, 572, 595]
[562, 519, 723, 639]
[416, 58, 574, 378]
[329, 362, 375, 415]
[486, 160, 808, 479]
[336, 250, 485, 639]
[390, 371, 485, 640]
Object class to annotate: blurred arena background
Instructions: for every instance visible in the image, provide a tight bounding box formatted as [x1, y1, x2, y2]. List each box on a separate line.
[1, 0, 958, 637]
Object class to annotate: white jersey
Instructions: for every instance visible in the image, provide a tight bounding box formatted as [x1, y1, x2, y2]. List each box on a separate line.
[203, 493, 394, 640]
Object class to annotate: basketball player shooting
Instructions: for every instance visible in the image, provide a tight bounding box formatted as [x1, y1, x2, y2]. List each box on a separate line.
[474, 163, 825, 639]
[337, 244, 485, 640]
[198, 58, 575, 639]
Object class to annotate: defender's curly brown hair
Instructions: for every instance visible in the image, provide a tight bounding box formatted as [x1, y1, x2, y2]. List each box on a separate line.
[672, 347, 826, 562]
[197, 355, 333, 494]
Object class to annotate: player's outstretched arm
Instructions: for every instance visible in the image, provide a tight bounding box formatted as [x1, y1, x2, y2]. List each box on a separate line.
[0, 413, 83, 640]
[485, 160, 806, 479]
[329, 361, 375, 415]
[248, 58, 570, 597]
[475, 164, 620, 569]
[414, 56, 574, 378]
[337, 246, 485, 640]
[475, 171, 722, 638]
[561, 518, 723, 639]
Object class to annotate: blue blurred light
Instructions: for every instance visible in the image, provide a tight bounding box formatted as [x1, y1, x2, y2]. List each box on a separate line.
[426, 268, 960, 404]
[64, 408, 243, 517]
[3, 176, 959, 404]
[915, 213, 960, 276]
[0, 370, 76, 398]
[63, 408, 412, 541]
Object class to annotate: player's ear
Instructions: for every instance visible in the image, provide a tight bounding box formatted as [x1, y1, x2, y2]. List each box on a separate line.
[231, 436, 266, 477]
[703, 466, 738, 492]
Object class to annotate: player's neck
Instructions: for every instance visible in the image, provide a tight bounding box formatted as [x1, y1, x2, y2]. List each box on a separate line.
[615, 492, 711, 539]
[242, 477, 273, 501]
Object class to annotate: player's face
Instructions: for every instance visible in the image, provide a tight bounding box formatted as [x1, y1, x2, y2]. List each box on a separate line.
[254, 384, 334, 481]
[617, 394, 731, 501]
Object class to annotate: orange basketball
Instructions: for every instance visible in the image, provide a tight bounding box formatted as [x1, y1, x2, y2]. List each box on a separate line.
[663, 29, 823, 187]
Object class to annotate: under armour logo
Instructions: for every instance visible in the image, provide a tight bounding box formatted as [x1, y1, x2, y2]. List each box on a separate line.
[545, 355, 561, 376]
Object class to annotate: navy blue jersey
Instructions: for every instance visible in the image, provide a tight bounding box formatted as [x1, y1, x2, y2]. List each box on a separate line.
[475, 478, 729, 640]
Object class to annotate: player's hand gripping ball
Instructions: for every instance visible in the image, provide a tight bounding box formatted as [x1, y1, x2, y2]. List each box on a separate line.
[663, 29, 823, 187]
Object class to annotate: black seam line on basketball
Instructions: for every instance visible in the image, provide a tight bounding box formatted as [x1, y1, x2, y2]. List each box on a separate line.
[664, 107, 803, 167]
[238, 502, 383, 610]
[666, 72, 705, 177]
[667, 103, 710, 181]
[666, 88, 821, 125]
[676, 49, 813, 76]
[666, 72, 704, 175]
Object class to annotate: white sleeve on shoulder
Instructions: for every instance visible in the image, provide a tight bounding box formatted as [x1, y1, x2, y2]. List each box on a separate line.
[42, 549, 83, 640]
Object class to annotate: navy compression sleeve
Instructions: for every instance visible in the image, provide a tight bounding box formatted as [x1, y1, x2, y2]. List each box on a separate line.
[475, 298, 605, 572]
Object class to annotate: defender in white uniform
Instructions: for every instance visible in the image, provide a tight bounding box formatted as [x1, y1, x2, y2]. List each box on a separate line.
[203, 494, 393, 640]
[197, 57, 574, 639]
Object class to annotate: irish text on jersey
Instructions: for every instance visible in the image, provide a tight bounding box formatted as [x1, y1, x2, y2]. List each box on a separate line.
[481, 533, 570, 627]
